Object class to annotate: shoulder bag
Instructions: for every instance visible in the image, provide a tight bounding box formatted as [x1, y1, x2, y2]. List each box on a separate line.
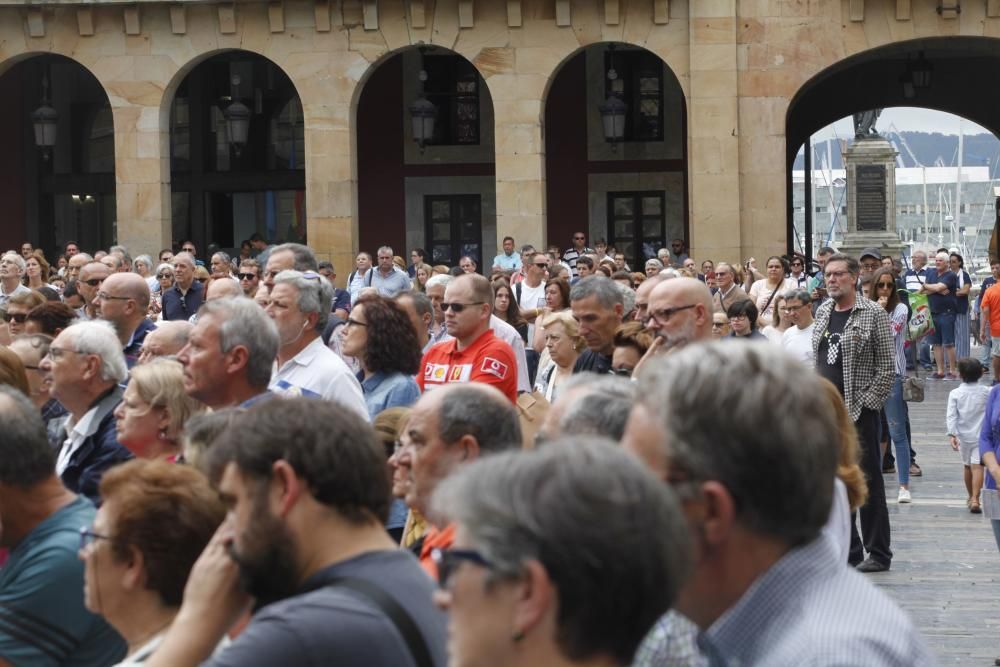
[902, 311, 924, 402]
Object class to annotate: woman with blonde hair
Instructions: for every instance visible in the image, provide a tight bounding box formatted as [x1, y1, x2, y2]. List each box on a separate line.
[375, 406, 417, 545]
[818, 377, 869, 564]
[534, 310, 585, 402]
[114, 359, 205, 460]
[25, 253, 50, 289]
[0, 345, 29, 395]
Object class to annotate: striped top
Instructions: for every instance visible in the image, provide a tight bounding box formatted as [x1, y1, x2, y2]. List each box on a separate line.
[887, 302, 909, 377]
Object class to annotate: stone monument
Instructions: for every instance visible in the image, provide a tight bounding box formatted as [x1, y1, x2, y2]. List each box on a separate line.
[838, 110, 905, 261]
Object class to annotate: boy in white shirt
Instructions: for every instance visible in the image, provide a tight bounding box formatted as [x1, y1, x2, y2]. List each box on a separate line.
[946, 357, 991, 513]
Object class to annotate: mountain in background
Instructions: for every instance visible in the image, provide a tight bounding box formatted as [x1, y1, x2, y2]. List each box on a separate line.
[794, 131, 1000, 174]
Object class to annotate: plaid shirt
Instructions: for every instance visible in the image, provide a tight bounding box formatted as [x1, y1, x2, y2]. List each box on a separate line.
[812, 296, 894, 421]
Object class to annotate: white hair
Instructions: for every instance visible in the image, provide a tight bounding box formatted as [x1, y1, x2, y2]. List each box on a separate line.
[935, 251, 950, 262]
[65, 320, 128, 383]
[3, 252, 26, 274]
[426, 274, 453, 290]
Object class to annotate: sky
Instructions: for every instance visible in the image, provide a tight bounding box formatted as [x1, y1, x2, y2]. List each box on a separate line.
[810, 107, 992, 141]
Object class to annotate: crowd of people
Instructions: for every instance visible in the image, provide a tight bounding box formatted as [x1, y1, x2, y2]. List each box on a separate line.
[4, 230, 992, 666]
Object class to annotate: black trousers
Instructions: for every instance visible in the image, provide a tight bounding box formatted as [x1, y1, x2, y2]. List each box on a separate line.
[849, 407, 893, 566]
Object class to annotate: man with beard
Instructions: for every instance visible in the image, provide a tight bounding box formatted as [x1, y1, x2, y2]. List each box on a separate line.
[266, 270, 367, 418]
[144, 398, 448, 667]
[641, 277, 713, 361]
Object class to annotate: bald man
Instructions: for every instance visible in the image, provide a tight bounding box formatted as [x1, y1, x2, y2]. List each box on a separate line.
[205, 277, 244, 301]
[643, 277, 714, 355]
[95, 272, 155, 368]
[137, 321, 192, 365]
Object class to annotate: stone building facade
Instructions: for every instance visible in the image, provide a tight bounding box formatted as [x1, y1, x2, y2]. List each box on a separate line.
[2, 0, 998, 278]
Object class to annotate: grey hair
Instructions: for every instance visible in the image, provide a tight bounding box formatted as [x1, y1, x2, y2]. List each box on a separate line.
[431, 439, 691, 665]
[212, 251, 232, 266]
[659, 268, 680, 279]
[396, 290, 433, 320]
[438, 384, 521, 454]
[199, 298, 279, 389]
[616, 284, 636, 315]
[109, 245, 131, 263]
[425, 274, 453, 290]
[645, 258, 664, 270]
[377, 246, 394, 257]
[172, 252, 195, 269]
[636, 342, 839, 545]
[3, 252, 26, 274]
[0, 386, 56, 486]
[824, 252, 859, 276]
[569, 276, 624, 309]
[274, 269, 334, 332]
[65, 320, 128, 383]
[270, 243, 317, 272]
[782, 288, 812, 304]
[935, 251, 950, 262]
[555, 375, 637, 441]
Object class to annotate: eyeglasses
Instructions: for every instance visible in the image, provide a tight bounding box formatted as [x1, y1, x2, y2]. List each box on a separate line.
[791, 262, 803, 267]
[82, 278, 104, 287]
[79, 527, 114, 551]
[431, 547, 494, 589]
[156, 273, 173, 279]
[647, 304, 696, 325]
[824, 270, 851, 280]
[574, 236, 586, 241]
[96, 292, 131, 302]
[2, 312, 27, 323]
[729, 314, 749, 322]
[345, 318, 368, 328]
[441, 302, 484, 313]
[711, 322, 726, 329]
[46, 346, 79, 360]
[780, 304, 807, 313]
[237, 273, 257, 281]
[533, 263, 549, 269]
[610, 367, 633, 377]
[876, 281, 895, 289]
[860, 262, 880, 271]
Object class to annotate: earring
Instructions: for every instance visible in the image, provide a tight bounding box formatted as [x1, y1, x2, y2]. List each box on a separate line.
[158, 429, 168, 440]
[511, 629, 525, 642]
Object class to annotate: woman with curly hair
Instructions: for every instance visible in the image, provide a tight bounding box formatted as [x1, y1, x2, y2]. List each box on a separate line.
[493, 279, 528, 343]
[340, 294, 422, 419]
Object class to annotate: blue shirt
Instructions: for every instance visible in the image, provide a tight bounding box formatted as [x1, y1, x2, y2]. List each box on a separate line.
[161, 280, 205, 321]
[369, 269, 411, 298]
[359, 371, 421, 420]
[979, 385, 1000, 491]
[332, 288, 351, 314]
[924, 268, 958, 314]
[0, 496, 126, 666]
[492, 252, 522, 271]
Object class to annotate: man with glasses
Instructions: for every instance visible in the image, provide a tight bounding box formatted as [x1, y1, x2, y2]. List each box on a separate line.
[562, 232, 593, 279]
[95, 273, 156, 368]
[859, 248, 882, 284]
[643, 277, 713, 357]
[669, 238, 689, 267]
[711, 262, 751, 314]
[492, 236, 521, 272]
[238, 259, 261, 298]
[417, 273, 518, 403]
[780, 288, 815, 365]
[0, 251, 30, 309]
[515, 253, 548, 341]
[371, 246, 411, 298]
[0, 386, 127, 667]
[789, 256, 809, 288]
[40, 320, 133, 505]
[180, 240, 197, 260]
[407, 247, 426, 278]
[76, 261, 112, 321]
[813, 253, 895, 573]
[161, 252, 204, 321]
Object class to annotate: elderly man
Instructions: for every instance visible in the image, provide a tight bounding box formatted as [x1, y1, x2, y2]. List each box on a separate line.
[813, 252, 895, 573]
[570, 276, 624, 374]
[0, 387, 127, 666]
[144, 398, 447, 667]
[921, 250, 960, 378]
[95, 272, 155, 367]
[177, 297, 279, 409]
[562, 231, 592, 278]
[0, 252, 30, 308]
[424, 274, 452, 349]
[66, 252, 93, 283]
[492, 236, 521, 272]
[458, 255, 478, 275]
[40, 320, 132, 504]
[633, 273, 666, 324]
[396, 383, 521, 574]
[417, 273, 518, 403]
[624, 343, 932, 665]
[711, 262, 751, 314]
[266, 270, 367, 419]
[76, 261, 112, 321]
[369, 246, 411, 297]
[138, 320, 192, 364]
[263, 242, 318, 292]
[781, 288, 815, 365]
[162, 252, 204, 321]
[205, 276, 243, 301]
[538, 375, 637, 444]
[643, 277, 714, 355]
[396, 290, 434, 350]
[904, 249, 933, 371]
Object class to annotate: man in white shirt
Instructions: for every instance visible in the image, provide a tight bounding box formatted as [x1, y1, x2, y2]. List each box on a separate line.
[780, 288, 815, 366]
[516, 253, 548, 342]
[348, 252, 373, 303]
[266, 270, 368, 419]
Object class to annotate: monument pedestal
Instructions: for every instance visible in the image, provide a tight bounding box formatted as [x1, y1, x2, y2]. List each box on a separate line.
[838, 137, 905, 261]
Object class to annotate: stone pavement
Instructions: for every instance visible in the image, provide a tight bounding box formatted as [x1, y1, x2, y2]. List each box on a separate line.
[871, 371, 1000, 665]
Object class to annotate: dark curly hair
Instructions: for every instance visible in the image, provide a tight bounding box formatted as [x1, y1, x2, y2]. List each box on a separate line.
[355, 295, 422, 376]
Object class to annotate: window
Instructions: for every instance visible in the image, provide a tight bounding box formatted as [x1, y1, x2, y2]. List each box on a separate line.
[607, 192, 666, 269]
[604, 50, 664, 142]
[425, 195, 482, 266]
[424, 56, 481, 146]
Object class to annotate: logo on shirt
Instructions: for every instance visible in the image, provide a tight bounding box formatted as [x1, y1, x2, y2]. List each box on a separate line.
[450, 364, 472, 382]
[425, 363, 449, 382]
[481, 357, 509, 380]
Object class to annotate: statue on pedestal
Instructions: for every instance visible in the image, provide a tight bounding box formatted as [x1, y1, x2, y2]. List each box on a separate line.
[853, 109, 882, 139]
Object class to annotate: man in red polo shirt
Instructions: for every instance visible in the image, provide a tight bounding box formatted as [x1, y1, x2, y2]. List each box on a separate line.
[417, 273, 518, 403]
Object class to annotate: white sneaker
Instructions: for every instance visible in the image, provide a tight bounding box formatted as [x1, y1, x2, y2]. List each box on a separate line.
[897, 487, 912, 504]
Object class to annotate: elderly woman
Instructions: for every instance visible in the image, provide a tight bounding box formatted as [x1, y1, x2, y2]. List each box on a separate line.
[727, 300, 765, 340]
[645, 258, 664, 278]
[531, 277, 571, 353]
[133, 254, 158, 292]
[79, 459, 225, 664]
[711, 311, 730, 339]
[340, 294, 422, 419]
[431, 440, 690, 667]
[114, 359, 205, 460]
[374, 406, 413, 545]
[534, 310, 584, 402]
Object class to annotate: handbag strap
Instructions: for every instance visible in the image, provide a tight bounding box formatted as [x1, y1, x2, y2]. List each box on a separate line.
[760, 281, 783, 317]
[901, 295, 919, 381]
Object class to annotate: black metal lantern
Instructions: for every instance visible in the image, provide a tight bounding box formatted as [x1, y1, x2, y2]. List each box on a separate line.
[31, 74, 58, 159]
[910, 52, 932, 89]
[224, 74, 251, 155]
[600, 45, 626, 146]
[409, 96, 436, 149]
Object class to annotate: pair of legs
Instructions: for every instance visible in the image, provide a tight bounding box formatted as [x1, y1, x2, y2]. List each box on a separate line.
[883, 379, 911, 495]
[849, 408, 893, 568]
[964, 464, 984, 509]
[931, 311, 957, 376]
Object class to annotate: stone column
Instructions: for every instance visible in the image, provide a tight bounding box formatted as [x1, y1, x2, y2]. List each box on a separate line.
[687, 0, 741, 264]
[839, 137, 903, 260]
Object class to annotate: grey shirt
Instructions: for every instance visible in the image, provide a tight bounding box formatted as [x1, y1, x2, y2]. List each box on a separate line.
[369, 268, 412, 298]
[203, 549, 446, 667]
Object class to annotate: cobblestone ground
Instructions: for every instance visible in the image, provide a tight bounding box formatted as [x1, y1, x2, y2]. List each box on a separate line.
[871, 363, 1000, 665]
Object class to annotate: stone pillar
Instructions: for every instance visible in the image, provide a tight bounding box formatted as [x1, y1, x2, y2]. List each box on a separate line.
[687, 0, 741, 264]
[839, 137, 903, 260]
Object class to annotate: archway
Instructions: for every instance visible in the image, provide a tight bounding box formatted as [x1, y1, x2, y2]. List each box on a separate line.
[355, 47, 496, 268]
[786, 37, 1000, 264]
[544, 43, 686, 270]
[168, 51, 305, 256]
[0, 54, 116, 256]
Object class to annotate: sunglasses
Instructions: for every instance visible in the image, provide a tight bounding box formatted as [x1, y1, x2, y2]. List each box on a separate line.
[574, 236, 585, 241]
[876, 281, 895, 289]
[238, 273, 257, 281]
[533, 263, 549, 269]
[156, 273, 173, 279]
[441, 301, 484, 313]
[2, 312, 27, 323]
[182, 247, 195, 253]
[431, 548, 494, 590]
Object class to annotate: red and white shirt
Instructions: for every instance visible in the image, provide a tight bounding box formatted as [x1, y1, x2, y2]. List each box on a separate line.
[417, 329, 518, 404]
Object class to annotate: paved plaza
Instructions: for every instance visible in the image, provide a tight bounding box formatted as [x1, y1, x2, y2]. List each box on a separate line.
[874, 369, 1000, 665]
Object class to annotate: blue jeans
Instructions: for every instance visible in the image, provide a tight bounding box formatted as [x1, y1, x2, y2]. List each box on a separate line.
[884, 375, 912, 486]
[918, 336, 933, 368]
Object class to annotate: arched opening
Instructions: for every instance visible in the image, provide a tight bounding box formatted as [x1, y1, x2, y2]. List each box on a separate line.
[544, 43, 686, 270]
[787, 37, 1000, 264]
[168, 51, 305, 256]
[355, 47, 496, 267]
[0, 54, 116, 256]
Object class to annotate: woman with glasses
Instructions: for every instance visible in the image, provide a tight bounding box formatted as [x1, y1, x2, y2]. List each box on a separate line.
[872, 267, 915, 503]
[340, 295, 422, 420]
[493, 280, 528, 344]
[711, 311, 730, 339]
[748, 256, 794, 329]
[611, 321, 652, 377]
[79, 459, 225, 665]
[4, 289, 46, 339]
[430, 440, 690, 667]
[726, 300, 765, 340]
[533, 310, 584, 402]
[114, 359, 204, 461]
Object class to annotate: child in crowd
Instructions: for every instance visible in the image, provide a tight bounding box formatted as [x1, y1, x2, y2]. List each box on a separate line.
[946, 357, 991, 513]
